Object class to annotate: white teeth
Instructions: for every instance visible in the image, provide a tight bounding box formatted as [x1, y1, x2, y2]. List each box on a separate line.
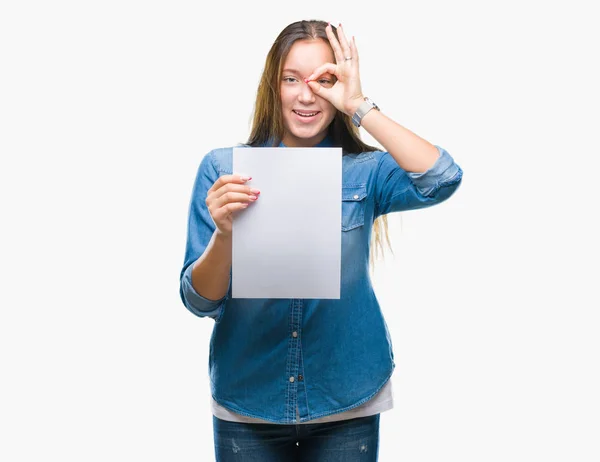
[294, 111, 318, 117]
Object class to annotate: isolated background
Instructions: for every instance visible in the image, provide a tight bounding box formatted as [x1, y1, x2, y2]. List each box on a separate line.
[1, 0, 599, 460]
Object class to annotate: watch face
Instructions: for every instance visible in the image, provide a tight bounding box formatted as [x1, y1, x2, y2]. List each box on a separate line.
[353, 98, 379, 127]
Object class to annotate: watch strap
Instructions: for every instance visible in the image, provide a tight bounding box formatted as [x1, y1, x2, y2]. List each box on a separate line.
[351, 97, 379, 127]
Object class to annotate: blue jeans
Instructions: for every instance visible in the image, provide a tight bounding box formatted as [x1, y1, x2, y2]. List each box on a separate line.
[213, 414, 380, 461]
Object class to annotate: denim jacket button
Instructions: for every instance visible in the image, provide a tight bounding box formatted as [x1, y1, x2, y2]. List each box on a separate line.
[298, 375, 304, 381]
[289, 376, 295, 383]
[292, 331, 298, 338]
[353, 194, 359, 199]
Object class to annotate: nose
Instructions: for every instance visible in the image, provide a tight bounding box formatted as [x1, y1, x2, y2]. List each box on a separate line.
[297, 80, 316, 104]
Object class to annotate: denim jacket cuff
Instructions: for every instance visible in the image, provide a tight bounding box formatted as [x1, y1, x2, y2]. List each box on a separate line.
[181, 263, 227, 319]
[406, 145, 462, 197]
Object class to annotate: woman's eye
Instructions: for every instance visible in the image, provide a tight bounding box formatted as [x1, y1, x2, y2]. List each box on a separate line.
[318, 79, 332, 86]
[283, 77, 297, 83]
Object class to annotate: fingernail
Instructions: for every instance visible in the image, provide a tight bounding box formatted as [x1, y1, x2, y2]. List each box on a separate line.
[248, 195, 257, 201]
[240, 176, 252, 181]
[304, 78, 310, 83]
[327, 22, 330, 27]
[339, 23, 342, 28]
[250, 188, 260, 194]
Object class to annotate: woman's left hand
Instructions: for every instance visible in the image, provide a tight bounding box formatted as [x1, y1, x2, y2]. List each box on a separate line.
[306, 23, 365, 117]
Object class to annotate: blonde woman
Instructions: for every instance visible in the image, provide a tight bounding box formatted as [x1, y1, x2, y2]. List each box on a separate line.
[180, 19, 463, 462]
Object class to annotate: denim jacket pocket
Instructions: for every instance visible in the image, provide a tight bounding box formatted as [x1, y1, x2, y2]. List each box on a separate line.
[342, 184, 367, 231]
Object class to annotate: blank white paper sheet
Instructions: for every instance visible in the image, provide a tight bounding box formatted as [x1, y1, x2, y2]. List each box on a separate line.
[232, 147, 342, 299]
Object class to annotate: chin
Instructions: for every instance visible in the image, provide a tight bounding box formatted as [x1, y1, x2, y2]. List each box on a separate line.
[296, 123, 326, 136]
[291, 132, 322, 145]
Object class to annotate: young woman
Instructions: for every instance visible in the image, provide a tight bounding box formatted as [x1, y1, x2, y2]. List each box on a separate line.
[180, 19, 463, 462]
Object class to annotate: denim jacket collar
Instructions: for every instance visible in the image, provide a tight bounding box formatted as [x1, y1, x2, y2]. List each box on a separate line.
[276, 135, 334, 148]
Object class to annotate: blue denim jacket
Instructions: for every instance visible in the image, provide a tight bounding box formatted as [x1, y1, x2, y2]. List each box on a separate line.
[179, 136, 463, 424]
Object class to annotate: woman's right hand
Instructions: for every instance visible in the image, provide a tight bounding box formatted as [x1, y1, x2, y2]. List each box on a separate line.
[205, 175, 260, 237]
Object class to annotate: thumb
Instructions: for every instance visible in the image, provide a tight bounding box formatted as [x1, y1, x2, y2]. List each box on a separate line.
[306, 80, 328, 98]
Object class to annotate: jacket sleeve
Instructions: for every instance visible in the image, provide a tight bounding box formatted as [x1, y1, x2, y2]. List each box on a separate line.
[374, 145, 463, 216]
[179, 150, 231, 320]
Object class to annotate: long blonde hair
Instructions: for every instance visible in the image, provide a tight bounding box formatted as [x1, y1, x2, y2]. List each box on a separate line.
[247, 19, 392, 270]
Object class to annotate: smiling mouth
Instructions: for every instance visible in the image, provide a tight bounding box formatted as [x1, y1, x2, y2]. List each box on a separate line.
[293, 110, 320, 118]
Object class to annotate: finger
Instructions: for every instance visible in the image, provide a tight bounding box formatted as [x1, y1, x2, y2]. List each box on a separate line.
[306, 79, 329, 98]
[209, 183, 260, 203]
[213, 191, 258, 209]
[207, 174, 251, 196]
[306, 63, 337, 82]
[336, 24, 352, 62]
[212, 201, 250, 221]
[350, 35, 359, 65]
[325, 23, 344, 64]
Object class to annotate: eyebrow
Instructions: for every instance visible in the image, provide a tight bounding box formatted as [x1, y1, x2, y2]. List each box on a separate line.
[281, 68, 334, 77]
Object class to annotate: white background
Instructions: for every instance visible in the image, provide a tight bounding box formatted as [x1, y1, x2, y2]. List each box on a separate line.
[1, 0, 599, 460]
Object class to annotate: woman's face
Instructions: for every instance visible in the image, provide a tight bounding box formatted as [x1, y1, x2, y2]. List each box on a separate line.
[280, 39, 337, 147]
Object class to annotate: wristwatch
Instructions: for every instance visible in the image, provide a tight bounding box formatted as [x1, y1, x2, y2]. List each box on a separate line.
[351, 97, 380, 127]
